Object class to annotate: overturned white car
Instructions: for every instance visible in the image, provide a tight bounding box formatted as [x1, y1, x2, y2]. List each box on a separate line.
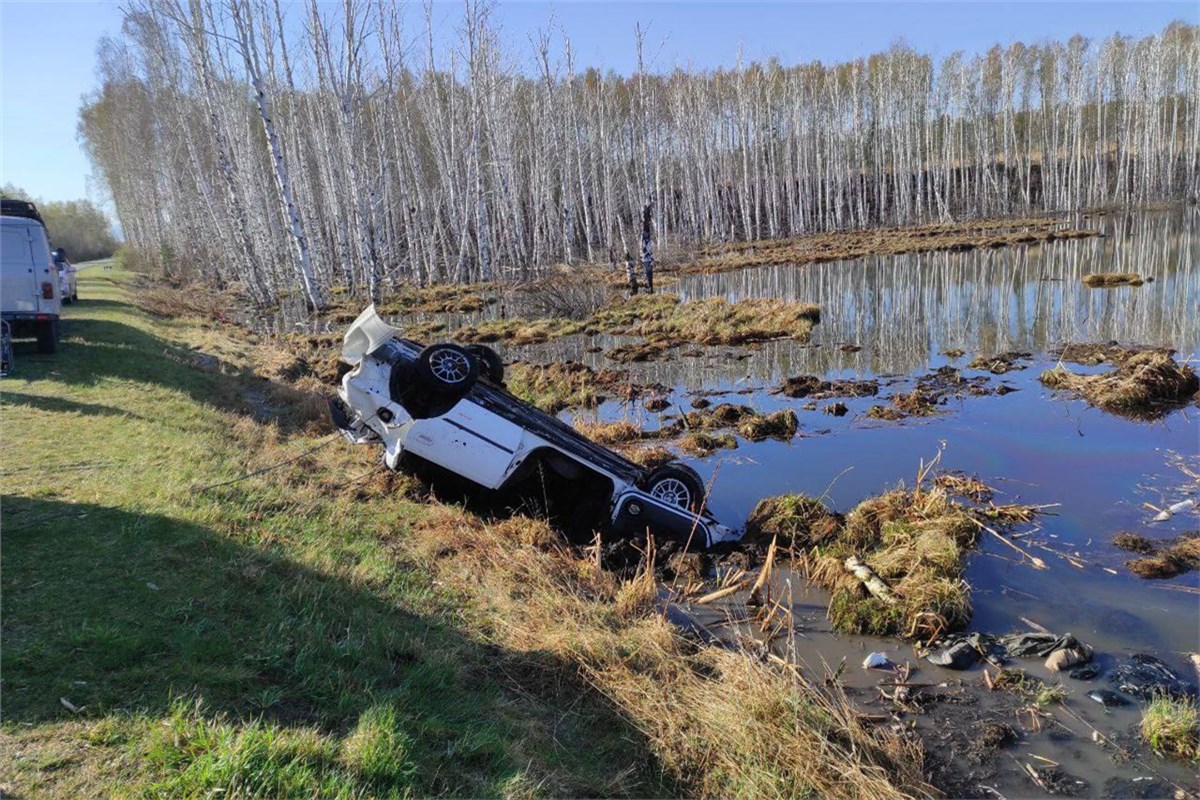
[331, 306, 738, 548]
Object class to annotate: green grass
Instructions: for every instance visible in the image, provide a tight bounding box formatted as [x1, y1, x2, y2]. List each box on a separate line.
[1141, 694, 1200, 762]
[0, 267, 665, 798]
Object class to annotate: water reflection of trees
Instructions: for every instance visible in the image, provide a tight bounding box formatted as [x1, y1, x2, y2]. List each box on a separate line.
[669, 209, 1198, 380]
[260, 210, 1196, 388]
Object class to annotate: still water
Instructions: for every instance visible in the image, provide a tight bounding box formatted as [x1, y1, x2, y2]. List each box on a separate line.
[529, 209, 1199, 719]
[552, 209, 1199, 795]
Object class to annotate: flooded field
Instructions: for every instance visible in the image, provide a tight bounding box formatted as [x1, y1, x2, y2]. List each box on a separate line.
[531, 209, 1199, 796]
[260, 209, 1198, 795]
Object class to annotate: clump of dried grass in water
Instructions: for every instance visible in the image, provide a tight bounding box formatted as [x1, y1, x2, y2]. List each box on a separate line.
[405, 507, 932, 799]
[1040, 348, 1199, 420]
[800, 484, 979, 638]
[678, 431, 738, 457]
[505, 361, 637, 413]
[1081, 272, 1146, 287]
[743, 494, 842, 550]
[737, 409, 799, 441]
[934, 473, 995, 503]
[1121, 533, 1200, 580]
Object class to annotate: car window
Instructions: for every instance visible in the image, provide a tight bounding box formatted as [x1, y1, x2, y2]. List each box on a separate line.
[2, 228, 33, 267]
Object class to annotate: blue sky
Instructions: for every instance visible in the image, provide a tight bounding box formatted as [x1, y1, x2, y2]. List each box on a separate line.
[1, 1, 1195, 207]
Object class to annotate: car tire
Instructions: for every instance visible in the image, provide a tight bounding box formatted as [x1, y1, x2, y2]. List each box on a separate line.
[62, 294, 73, 306]
[643, 463, 706, 513]
[416, 343, 479, 395]
[36, 320, 59, 354]
[466, 344, 504, 383]
[72, 290, 79, 303]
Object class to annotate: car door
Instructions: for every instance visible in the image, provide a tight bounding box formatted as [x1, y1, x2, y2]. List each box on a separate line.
[1, 224, 39, 314]
[404, 398, 527, 489]
[29, 227, 59, 314]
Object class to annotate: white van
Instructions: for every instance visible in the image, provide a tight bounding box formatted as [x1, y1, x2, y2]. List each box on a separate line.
[1, 214, 61, 352]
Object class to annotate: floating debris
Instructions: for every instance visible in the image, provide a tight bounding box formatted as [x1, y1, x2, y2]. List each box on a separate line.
[778, 375, 879, 399]
[1109, 654, 1198, 701]
[863, 652, 895, 671]
[1088, 689, 1130, 708]
[968, 351, 1032, 375]
[823, 402, 849, 417]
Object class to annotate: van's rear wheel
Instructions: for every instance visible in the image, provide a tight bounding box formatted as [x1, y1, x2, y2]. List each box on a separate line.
[416, 343, 479, 394]
[466, 344, 504, 383]
[644, 463, 706, 513]
[36, 320, 59, 354]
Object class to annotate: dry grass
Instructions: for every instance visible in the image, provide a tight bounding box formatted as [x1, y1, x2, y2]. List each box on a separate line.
[1041, 348, 1199, 420]
[133, 280, 242, 323]
[933, 473, 995, 503]
[403, 506, 933, 799]
[452, 317, 586, 345]
[867, 391, 941, 420]
[678, 431, 738, 457]
[505, 361, 637, 413]
[743, 495, 842, 549]
[612, 296, 821, 347]
[802, 485, 981, 639]
[688, 216, 1099, 273]
[1054, 342, 1173, 366]
[1082, 272, 1145, 287]
[397, 292, 820, 355]
[736, 409, 799, 441]
[968, 351, 1031, 374]
[620, 446, 676, 470]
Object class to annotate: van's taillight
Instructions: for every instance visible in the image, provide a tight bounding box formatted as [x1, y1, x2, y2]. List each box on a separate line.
[42, 282, 54, 299]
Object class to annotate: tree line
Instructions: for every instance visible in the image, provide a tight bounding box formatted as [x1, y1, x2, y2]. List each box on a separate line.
[78, 1, 1200, 308]
[1, 184, 120, 263]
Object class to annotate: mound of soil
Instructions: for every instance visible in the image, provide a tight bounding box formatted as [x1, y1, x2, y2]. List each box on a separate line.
[743, 494, 843, 549]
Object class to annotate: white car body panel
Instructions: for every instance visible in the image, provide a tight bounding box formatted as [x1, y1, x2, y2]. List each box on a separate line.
[335, 307, 740, 547]
[1, 216, 59, 316]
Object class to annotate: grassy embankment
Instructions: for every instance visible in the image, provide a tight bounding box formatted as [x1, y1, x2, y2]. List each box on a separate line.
[1, 266, 930, 798]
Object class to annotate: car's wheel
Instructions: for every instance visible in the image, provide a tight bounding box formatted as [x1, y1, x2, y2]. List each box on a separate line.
[416, 343, 479, 394]
[62, 293, 73, 306]
[644, 463, 706, 513]
[466, 344, 504, 383]
[72, 290, 79, 302]
[36, 320, 59, 354]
